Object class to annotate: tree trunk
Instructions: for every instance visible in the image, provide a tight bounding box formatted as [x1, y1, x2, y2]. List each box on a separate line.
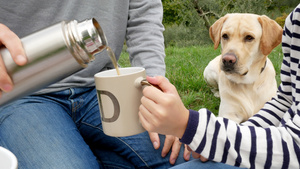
[193, 0, 211, 30]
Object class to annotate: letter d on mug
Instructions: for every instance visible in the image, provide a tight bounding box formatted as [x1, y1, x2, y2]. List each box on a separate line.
[94, 67, 147, 137]
[97, 90, 120, 123]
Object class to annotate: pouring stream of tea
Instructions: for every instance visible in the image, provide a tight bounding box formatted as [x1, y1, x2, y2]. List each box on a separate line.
[105, 47, 160, 90]
[106, 46, 120, 75]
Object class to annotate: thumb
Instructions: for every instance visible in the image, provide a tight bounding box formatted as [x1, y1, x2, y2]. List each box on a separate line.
[146, 76, 175, 93]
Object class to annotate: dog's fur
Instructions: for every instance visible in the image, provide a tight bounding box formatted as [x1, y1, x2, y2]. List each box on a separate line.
[204, 13, 283, 123]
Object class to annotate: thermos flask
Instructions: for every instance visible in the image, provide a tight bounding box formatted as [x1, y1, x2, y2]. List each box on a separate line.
[0, 18, 107, 106]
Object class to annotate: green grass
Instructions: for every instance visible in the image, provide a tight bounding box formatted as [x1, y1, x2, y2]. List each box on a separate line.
[164, 46, 221, 113]
[119, 45, 283, 115]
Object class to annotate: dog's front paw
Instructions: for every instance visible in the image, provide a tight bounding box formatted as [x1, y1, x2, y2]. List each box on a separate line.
[211, 88, 220, 97]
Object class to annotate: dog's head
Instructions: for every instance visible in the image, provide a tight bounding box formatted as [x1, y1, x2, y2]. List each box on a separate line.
[209, 13, 282, 83]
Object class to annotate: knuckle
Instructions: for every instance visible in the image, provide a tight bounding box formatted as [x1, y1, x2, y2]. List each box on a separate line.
[139, 104, 143, 111]
[143, 86, 153, 96]
[172, 150, 180, 156]
[155, 107, 167, 119]
[0, 24, 20, 45]
[0, 71, 12, 84]
[0, 23, 8, 32]
[0, 24, 9, 39]
[175, 137, 181, 143]
[140, 96, 146, 104]
[142, 87, 149, 95]
[166, 135, 175, 141]
[161, 96, 174, 107]
[148, 125, 157, 133]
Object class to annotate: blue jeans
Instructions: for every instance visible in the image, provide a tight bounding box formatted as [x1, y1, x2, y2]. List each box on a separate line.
[170, 159, 245, 169]
[0, 87, 188, 169]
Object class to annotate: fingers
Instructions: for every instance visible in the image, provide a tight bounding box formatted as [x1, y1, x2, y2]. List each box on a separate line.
[147, 133, 191, 165]
[0, 24, 27, 65]
[186, 145, 201, 159]
[192, 151, 201, 159]
[168, 136, 181, 165]
[183, 144, 191, 161]
[199, 155, 209, 162]
[147, 132, 185, 165]
[161, 135, 175, 158]
[0, 24, 27, 95]
[139, 102, 158, 133]
[191, 150, 209, 162]
[146, 76, 176, 94]
[0, 56, 13, 93]
[148, 132, 160, 149]
[186, 145, 209, 162]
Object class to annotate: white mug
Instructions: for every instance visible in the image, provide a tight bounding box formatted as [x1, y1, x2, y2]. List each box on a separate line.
[0, 147, 18, 169]
[94, 67, 151, 137]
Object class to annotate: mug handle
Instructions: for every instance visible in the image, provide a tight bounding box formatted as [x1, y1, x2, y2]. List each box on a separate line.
[135, 77, 161, 90]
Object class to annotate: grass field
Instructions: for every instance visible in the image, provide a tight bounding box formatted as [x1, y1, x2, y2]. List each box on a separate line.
[119, 45, 283, 115]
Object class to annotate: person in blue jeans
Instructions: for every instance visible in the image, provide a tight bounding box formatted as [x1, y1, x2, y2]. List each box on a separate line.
[0, 1, 191, 168]
[139, 4, 300, 169]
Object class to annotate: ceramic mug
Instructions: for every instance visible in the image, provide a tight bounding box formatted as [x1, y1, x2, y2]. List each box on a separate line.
[95, 67, 153, 137]
[0, 147, 18, 169]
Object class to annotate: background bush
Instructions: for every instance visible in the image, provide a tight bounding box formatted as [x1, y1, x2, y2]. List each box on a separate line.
[162, 0, 297, 47]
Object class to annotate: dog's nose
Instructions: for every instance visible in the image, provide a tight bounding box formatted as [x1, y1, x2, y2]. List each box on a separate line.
[222, 53, 237, 71]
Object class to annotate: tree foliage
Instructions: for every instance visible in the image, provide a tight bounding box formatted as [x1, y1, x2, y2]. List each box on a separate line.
[162, 0, 298, 47]
[162, 0, 298, 27]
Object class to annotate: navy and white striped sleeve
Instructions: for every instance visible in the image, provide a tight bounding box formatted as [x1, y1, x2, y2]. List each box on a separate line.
[181, 108, 300, 169]
[180, 4, 300, 169]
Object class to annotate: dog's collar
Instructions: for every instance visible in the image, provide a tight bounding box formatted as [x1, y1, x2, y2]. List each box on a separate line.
[260, 60, 267, 74]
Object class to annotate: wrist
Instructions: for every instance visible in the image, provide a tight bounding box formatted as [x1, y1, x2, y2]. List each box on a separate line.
[179, 109, 199, 144]
[176, 108, 190, 138]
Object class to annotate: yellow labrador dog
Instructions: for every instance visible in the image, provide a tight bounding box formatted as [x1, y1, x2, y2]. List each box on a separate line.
[204, 13, 283, 123]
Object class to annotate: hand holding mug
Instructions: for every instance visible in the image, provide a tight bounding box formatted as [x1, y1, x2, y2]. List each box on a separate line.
[138, 76, 189, 138]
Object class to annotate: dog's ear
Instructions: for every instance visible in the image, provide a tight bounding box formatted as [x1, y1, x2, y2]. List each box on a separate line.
[209, 16, 228, 50]
[258, 15, 283, 56]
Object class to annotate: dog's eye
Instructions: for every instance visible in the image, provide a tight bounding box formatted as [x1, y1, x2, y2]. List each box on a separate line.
[245, 35, 254, 42]
[222, 34, 229, 40]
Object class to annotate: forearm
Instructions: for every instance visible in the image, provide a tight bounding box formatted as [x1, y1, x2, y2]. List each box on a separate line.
[126, 0, 166, 76]
[181, 109, 300, 169]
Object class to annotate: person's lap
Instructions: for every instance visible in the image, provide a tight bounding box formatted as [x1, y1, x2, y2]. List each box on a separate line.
[0, 87, 187, 169]
[0, 89, 100, 168]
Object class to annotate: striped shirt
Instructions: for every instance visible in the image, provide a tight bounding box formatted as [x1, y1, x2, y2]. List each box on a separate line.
[180, 5, 300, 169]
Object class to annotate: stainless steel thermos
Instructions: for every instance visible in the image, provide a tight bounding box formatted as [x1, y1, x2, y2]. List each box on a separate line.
[0, 18, 107, 106]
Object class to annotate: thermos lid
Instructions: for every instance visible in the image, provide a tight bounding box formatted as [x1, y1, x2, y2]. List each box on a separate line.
[69, 18, 108, 67]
